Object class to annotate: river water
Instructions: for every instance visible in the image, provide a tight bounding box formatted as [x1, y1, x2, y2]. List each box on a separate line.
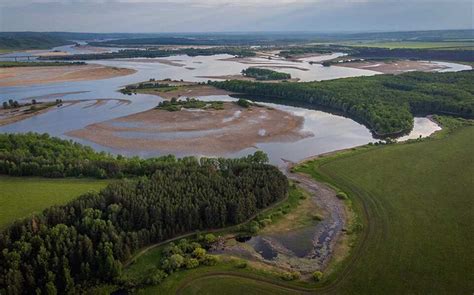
[0, 47, 462, 166]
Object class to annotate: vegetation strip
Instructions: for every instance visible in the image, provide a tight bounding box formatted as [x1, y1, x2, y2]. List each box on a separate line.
[211, 70, 474, 137]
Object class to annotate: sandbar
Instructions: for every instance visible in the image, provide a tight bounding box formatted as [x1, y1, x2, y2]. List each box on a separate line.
[67, 102, 307, 155]
[335, 60, 447, 74]
[0, 64, 136, 87]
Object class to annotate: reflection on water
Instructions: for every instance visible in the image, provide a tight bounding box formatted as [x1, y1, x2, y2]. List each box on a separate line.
[0, 46, 451, 166]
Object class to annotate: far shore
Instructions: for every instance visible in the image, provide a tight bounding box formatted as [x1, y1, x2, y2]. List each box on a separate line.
[334, 60, 447, 74]
[0, 98, 131, 127]
[0, 64, 136, 87]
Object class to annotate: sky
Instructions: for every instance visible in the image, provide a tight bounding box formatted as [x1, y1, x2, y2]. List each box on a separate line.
[0, 0, 472, 33]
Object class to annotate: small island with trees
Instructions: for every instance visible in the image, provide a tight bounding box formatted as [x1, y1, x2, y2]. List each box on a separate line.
[241, 67, 292, 81]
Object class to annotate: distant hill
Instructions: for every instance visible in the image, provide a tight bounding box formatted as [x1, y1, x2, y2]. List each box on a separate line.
[0, 32, 72, 51]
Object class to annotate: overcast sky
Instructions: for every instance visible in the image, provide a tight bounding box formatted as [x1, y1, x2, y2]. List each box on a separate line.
[0, 0, 472, 33]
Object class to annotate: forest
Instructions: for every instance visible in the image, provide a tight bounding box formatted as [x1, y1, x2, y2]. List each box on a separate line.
[350, 46, 474, 62]
[0, 134, 287, 294]
[0, 32, 71, 51]
[241, 68, 291, 80]
[277, 44, 474, 62]
[39, 47, 256, 61]
[0, 132, 191, 178]
[211, 70, 474, 136]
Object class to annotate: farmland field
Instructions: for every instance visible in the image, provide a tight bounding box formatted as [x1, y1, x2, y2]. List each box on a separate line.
[294, 124, 474, 294]
[0, 176, 109, 228]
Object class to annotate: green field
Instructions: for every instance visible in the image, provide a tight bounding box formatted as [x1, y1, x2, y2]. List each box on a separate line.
[0, 176, 109, 228]
[161, 121, 474, 294]
[295, 125, 474, 294]
[341, 41, 474, 49]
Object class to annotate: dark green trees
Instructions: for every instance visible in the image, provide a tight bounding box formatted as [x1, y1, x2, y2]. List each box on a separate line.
[212, 70, 474, 136]
[0, 138, 287, 293]
[241, 68, 291, 80]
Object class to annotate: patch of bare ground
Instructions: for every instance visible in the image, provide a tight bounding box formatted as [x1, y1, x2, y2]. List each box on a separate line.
[0, 64, 136, 87]
[67, 102, 307, 155]
[335, 60, 447, 74]
[284, 53, 325, 62]
[0, 98, 131, 126]
[197, 74, 300, 82]
[117, 58, 186, 67]
[32, 51, 69, 57]
[131, 82, 232, 99]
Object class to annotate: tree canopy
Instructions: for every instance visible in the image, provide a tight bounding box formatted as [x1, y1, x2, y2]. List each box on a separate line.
[211, 70, 474, 136]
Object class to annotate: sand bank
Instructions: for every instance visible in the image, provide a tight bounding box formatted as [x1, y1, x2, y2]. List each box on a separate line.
[0, 64, 136, 87]
[0, 98, 131, 126]
[127, 81, 232, 99]
[198, 74, 300, 82]
[67, 102, 307, 155]
[335, 60, 447, 74]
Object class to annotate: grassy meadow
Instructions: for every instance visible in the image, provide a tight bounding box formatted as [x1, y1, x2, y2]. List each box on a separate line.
[295, 124, 474, 294]
[153, 120, 474, 294]
[0, 176, 109, 228]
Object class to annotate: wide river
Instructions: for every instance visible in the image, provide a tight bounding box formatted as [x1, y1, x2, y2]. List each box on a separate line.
[1, 47, 469, 167]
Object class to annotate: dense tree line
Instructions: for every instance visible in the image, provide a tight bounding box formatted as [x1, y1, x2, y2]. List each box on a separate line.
[278, 45, 474, 62]
[0, 33, 71, 51]
[211, 70, 474, 136]
[39, 47, 256, 61]
[241, 68, 291, 80]
[278, 47, 334, 58]
[0, 143, 287, 293]
[0, 133, 187, 178]
[350, 47, 474, 62]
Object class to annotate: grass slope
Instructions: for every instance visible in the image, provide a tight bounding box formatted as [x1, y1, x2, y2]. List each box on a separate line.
[296, 125, 474, 294]
[0, 176, 109, 228]
[166, 122, 473, 294]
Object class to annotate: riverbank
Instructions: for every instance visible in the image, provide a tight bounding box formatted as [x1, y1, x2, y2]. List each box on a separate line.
[0, 64, 136, 87]
[0, 98, 131, 126]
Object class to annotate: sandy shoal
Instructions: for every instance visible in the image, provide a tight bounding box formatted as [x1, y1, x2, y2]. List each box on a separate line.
[198, 74, 300, 83]
[67, 102, 308, 155]
[135, 84, 232, 100]
[335, 60, 446, 74]
[0, 98, 131, 126]
[0, 64, 136, 87]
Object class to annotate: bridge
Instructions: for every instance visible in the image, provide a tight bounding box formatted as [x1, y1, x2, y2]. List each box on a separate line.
[0, 55, 37, 62]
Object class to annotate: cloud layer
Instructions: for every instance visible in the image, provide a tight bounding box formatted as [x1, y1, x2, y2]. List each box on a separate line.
[0, 0, 472, 32]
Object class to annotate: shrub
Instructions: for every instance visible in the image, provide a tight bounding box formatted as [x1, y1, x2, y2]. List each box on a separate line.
[249, 221, 260, 233]
[145, 269, 168, 285]
[236, 98, 251, 108]
[280, 272, 295, 281]
[235, 261, 248, 269]
[312, 214, 324, 221]
[192, 247, 207, 260]
[202, 254, 218, 266]
[336, 192, 348, 200]
[185, 258, 199, 269]
[204, 233, 217, 245]
[312, 271, 323, 282]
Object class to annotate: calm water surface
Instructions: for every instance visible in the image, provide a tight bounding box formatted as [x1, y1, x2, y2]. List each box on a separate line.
[0, 49, 456, 165]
